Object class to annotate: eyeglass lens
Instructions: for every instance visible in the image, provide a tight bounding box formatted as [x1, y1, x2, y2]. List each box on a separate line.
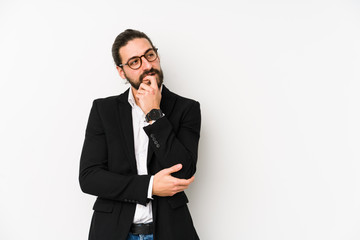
[128, 49, 157, 69]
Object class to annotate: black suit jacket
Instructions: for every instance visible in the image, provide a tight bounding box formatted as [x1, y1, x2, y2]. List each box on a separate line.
[79, 85, 201, 240]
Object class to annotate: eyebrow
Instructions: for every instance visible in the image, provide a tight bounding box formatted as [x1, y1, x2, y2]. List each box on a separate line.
[126, 48, 153, 62]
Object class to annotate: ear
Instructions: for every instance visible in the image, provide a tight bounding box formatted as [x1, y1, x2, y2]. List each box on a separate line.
[116, 66, 126, 79]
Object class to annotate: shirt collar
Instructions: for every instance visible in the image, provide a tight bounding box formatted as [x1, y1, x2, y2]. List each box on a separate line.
[128, 87, 136, 108]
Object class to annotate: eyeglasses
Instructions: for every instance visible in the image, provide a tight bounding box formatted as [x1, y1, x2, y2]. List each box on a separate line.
[119, 48, 159, 70]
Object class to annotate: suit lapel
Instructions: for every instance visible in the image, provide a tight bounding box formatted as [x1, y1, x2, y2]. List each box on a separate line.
[160, 85, 177, 117]
[117, 89, 137, 172]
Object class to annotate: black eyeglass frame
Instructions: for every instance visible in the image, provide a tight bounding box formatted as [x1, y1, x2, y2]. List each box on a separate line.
[119, 48, 159, 70]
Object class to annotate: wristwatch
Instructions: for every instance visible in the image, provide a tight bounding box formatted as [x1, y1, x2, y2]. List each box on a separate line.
[145, 109, 163, 122]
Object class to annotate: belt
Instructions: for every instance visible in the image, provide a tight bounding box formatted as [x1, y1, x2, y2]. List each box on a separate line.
[130, 222, 154, 235]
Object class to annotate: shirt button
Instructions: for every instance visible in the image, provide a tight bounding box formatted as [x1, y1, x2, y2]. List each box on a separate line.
[156, 144, 160, 148]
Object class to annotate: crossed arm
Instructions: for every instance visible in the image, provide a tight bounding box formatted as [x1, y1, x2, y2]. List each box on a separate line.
[79, 79, 200, 204]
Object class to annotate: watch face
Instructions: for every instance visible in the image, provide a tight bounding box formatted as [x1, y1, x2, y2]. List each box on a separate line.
[146, 109, 162, 122]
[150, 109, 161, 119]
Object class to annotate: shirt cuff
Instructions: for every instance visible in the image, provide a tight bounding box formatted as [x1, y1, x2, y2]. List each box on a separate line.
[147, 176, 154, 200]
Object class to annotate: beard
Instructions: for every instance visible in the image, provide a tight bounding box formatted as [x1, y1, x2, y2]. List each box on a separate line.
[124, 68, 164, 90]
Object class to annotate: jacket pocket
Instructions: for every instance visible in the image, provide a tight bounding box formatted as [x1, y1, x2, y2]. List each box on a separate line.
[168, 192, 189, 209]
[92, 198, 115, 213]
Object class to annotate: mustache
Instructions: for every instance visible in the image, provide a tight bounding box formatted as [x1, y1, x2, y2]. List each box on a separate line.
[140, 68, 161, 81]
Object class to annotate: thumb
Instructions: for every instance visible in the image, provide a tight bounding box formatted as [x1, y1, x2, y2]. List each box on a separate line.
[164, 164, 182, 175]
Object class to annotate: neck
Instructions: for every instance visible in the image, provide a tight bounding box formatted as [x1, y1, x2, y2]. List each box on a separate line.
[131, 87, 140, 106]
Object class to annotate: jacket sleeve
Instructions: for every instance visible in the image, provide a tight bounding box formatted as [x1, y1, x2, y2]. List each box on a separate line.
[143, 100, 201, 179]
[79, 100, 151, 206]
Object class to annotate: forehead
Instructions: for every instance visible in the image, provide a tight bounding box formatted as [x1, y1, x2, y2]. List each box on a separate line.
[119, 38, 153, 61]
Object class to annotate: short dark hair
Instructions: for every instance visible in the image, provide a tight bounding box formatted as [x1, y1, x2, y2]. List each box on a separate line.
[111, 29, 155, 67]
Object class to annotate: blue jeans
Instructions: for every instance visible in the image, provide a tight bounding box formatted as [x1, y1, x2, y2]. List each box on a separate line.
[127, 233, 153, 240]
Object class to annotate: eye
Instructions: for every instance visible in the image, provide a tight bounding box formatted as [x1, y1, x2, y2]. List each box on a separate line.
[146, 50, 156, 60]
[129, 58, 139, 66]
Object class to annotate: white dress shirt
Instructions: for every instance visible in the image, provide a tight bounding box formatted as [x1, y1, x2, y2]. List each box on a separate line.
[128, 87, 154, 224]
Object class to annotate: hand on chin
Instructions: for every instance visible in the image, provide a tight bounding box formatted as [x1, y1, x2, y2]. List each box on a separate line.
[136, 76, 161, 114]
[142, 75, 157, 87]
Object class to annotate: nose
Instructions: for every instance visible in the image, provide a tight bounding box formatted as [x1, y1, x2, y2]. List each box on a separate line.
[140, 56, 152, 71]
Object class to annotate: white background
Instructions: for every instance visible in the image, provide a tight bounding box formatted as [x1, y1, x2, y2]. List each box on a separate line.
[1, 0, 360, 239]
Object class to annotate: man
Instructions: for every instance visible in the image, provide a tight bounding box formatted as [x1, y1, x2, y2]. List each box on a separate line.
[79, 29, 201, 240]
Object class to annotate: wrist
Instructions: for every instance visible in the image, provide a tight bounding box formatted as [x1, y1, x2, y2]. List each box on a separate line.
[145, 109, 163, 122]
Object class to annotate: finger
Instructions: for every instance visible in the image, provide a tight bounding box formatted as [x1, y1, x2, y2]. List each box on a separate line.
[149, 76, 158, 89]
[137, 89, 146, 95]
[139, 83, 154, 94]
[163, 164, 182, 175]
[174, 182, 192, 192]
[176, 176, 195, 186]
[142, 76, 153, 86]
[188, 175, 195, 183]
[139, 82, 151, 91]
[135, 92, 145, 99]
[143, 74, 156, 82]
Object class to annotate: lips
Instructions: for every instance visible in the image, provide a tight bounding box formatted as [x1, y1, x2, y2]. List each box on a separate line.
[142, 72, 156, 80]
[139, 69, 160, 83]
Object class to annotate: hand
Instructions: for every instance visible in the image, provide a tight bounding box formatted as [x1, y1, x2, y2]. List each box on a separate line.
[152, 164, 195, 197]
[136, 76, 161, 115]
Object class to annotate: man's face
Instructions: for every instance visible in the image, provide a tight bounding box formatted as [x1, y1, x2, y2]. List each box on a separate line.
[117, 38, 163, 90]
